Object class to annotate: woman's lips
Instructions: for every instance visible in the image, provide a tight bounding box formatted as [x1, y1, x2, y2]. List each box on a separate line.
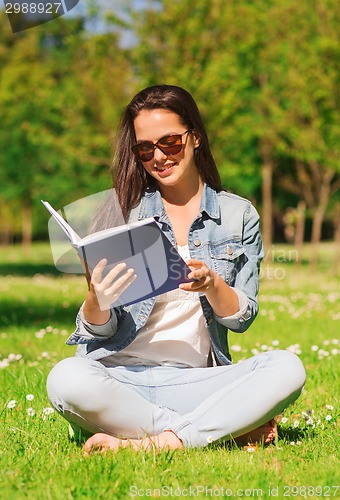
[155, 163, 176, 176]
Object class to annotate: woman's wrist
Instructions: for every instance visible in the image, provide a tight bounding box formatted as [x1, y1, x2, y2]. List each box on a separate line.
[205, 274, 239, 317]
[83, 290, 111, 325]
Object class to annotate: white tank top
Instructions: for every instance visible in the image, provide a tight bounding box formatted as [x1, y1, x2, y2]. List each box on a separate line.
[102, 245, 211, 368]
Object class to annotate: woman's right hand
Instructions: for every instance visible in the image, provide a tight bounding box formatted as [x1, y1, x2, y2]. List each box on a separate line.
[84, 260, 137, 323]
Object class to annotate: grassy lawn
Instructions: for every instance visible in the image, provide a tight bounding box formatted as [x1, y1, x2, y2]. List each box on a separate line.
[0, 243, 339, 499]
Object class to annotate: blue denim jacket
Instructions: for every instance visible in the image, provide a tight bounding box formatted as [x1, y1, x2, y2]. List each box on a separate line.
[66, 184, 263, 366]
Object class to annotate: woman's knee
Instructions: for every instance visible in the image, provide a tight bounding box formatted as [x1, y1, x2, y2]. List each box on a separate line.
[267, 349, 306, 394]
[46, 357, 100, 409]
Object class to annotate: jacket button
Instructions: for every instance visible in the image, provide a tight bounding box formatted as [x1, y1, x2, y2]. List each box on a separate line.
[207, 318, 213, 325]
[194, 239, 201, 247]
[226, 245, 233, 255]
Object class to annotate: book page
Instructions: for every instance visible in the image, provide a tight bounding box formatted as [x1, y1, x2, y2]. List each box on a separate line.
[43, 189, 135, 273]
[41, 200, 80, 245]
[79, 217, 155, 246]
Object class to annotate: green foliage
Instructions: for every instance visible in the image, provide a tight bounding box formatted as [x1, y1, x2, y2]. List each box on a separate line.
[131, 0, 340, 212]
[0, 10, 133, 240]
[0, 0, 339, 243]
[0, 243, 339, 497]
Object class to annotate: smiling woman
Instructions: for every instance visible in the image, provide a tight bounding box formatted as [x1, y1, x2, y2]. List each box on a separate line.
[46, 84, 306, 454]
[133, 111, 200, 191]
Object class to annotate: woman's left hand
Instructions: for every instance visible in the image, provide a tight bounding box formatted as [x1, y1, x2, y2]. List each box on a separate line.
[179, 259, 216, 294]
[180, 258, 239, 317]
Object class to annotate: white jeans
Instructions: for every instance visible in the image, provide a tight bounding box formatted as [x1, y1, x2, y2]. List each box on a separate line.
[46, 350, 306, 448]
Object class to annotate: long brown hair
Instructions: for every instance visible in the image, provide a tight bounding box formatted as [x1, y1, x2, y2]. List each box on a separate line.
[112, 85, 222, 220]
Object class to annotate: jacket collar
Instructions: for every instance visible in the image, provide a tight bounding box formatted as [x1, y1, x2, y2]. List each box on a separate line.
[138, 183, 220, 221]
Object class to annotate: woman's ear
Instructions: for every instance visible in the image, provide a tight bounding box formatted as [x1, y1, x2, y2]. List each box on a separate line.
[193, 131, 201, 149]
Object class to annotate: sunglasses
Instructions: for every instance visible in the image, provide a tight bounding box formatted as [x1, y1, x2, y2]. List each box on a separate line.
[132, 130, 192, 162]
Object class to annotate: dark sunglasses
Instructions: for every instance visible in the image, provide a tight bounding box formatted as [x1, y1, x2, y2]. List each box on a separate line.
[132, 130, 193, 162]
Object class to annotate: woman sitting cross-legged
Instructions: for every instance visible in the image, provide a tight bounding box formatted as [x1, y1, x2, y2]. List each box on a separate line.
[47, 84, 306, 453]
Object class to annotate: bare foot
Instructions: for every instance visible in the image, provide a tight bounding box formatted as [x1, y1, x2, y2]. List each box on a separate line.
[233, 419, 277, 446]
[84, 430, 184, 455]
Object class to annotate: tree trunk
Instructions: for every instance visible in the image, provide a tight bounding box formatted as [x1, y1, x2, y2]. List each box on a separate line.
[309, 171, 332, 271]
[294, 201, 306, 267]
[260, 141, 273, 260]
[333, 204, 340, 275]
[309, 209, 323, 271]
[22, 201, 32, 250]
[1, 227, 13, 245]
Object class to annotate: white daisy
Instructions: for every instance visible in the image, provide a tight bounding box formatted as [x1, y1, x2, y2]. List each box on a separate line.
[43, 407, 55, 415]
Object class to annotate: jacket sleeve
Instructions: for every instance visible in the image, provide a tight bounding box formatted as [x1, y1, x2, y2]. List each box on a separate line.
[214, 203, 264, 333]
[66, 303, 118, 345]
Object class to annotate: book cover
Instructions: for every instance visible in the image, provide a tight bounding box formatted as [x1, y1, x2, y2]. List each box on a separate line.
[42, 198, 193, 307]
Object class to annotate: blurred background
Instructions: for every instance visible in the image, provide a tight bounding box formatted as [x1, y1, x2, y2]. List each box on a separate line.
[0, 0, 339, 270]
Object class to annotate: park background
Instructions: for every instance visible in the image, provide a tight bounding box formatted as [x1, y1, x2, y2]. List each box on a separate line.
[0, 1, 339, 498]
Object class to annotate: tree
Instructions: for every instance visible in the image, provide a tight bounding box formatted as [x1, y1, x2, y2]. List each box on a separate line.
[274, 0, 340, 267]
[0, 16, 58, 246]
[0, 10, 133, 244]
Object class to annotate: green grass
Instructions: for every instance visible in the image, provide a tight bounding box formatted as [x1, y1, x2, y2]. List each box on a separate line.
[0, 243, 339, 499]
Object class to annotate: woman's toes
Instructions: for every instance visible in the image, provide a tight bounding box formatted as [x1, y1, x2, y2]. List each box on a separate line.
[234, 419, 277, 446]
[84, 433, 119, 454]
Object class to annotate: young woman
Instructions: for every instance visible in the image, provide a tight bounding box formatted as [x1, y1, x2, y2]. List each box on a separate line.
[47, 85, 306, 453]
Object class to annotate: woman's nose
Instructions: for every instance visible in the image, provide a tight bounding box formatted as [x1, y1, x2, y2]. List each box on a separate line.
[153, 146, 168, 163]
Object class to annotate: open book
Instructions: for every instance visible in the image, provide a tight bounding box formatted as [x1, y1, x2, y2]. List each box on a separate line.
[41, 200, 193, 307]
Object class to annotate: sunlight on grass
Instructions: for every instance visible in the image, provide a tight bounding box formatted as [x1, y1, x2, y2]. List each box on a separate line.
[0, 243, 339, 498]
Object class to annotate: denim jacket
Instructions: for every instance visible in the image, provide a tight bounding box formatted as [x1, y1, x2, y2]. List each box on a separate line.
[66, 184, 264, 366]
